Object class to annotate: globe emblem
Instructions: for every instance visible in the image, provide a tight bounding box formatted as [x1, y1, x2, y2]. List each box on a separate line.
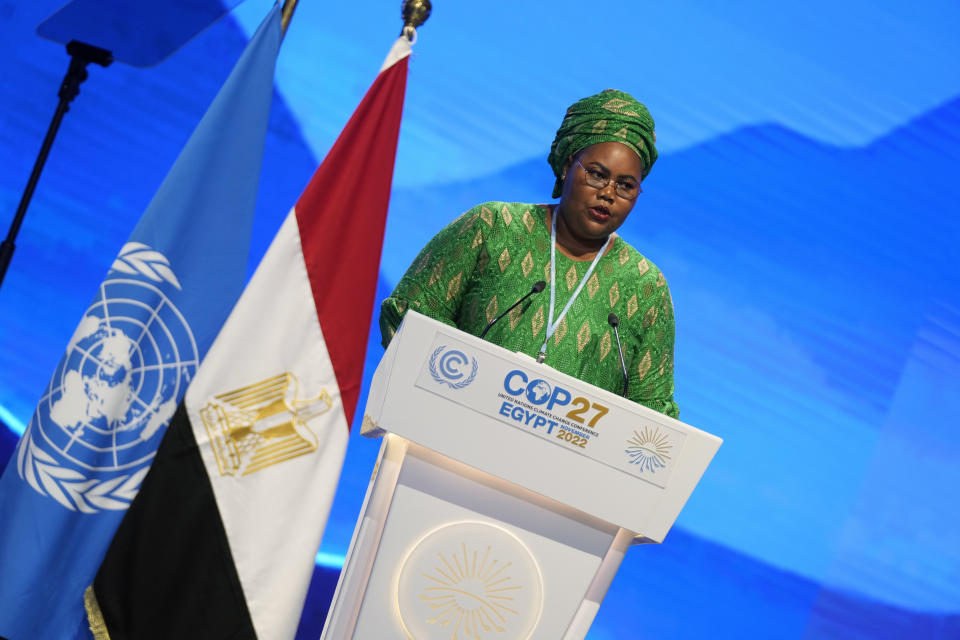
[525, 379, 551, 405]
[37, 277, 198, 470]
[19, 273, 198, 511]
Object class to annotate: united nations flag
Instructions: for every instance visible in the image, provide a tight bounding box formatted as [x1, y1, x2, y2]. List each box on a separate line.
[0, 4, 283, 638]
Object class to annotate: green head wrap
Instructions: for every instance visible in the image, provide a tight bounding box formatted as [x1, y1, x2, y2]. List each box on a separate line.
[548, 89, 658, 198]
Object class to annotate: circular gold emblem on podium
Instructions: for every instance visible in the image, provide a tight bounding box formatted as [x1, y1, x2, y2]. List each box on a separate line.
[396, 521, 544, 639]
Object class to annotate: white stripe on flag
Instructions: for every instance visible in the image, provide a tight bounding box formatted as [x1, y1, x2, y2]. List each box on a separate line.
[186, 210, 349, 639]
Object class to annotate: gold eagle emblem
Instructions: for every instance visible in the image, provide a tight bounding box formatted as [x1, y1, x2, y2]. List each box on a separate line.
[200, 373, 332, 476]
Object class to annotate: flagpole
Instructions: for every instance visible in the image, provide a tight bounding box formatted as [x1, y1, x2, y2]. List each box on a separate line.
[400, 0, 432, 41]
[281, 0, 299, 37]
[279, 0, 432, 39]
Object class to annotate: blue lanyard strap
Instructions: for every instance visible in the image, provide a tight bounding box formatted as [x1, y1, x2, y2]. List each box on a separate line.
[539, 210, 612, 361]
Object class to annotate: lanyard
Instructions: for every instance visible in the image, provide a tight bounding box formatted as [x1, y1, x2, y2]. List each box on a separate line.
[538, 210, 612, 362]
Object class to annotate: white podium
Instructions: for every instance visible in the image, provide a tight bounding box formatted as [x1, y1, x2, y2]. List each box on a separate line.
[321, 312, 721, 639]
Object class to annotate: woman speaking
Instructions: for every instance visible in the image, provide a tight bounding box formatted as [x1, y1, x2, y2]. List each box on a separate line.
[380, 89, 678, 419]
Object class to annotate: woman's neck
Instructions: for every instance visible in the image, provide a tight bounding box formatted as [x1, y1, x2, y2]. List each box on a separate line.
[545, 205, 612, 261]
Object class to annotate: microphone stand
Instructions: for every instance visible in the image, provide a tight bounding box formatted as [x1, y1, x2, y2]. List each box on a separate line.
[608, 313, 629, 398]
[480, 280, 546, 339]
[0, 40, 112, 291]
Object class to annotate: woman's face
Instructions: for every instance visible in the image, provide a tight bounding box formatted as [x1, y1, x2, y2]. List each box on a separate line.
[558, 141, 643, 247]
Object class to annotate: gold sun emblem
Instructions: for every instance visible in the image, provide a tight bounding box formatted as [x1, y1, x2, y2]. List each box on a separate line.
[419, 542, 521, 638]
[625, 425, 672, 472]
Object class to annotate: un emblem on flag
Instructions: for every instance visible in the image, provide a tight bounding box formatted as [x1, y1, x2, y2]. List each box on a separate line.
[16, 243, 198, 513]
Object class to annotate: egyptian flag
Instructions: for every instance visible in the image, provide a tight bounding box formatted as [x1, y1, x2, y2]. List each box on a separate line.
[86, 38, 411, 640]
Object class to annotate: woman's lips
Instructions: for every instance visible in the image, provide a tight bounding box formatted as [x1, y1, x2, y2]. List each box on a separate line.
[589, 206, 611, 222]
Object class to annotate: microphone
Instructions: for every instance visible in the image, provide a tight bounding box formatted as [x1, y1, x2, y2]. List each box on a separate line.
[608, 313, 629, 398]
[480, 280, 546, 339]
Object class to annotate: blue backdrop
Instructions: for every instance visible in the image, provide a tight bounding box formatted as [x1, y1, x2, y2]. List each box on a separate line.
[1, 0, 958, 637]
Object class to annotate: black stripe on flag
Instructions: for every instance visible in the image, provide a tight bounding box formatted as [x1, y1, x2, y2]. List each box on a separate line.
[91, 403, 256, 639]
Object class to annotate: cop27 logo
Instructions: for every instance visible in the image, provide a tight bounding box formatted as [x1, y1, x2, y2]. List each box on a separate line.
[428, 346, 478, 389]
[503, 370, 609, 427]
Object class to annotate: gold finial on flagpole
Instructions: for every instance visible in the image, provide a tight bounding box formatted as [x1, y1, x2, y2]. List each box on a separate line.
[281, 0, 299, 37]
[401, 0, 431, 41]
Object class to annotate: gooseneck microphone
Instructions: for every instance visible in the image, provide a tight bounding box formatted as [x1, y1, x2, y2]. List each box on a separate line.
[608, 313, 629, 398]
[480, 280, 546, 339]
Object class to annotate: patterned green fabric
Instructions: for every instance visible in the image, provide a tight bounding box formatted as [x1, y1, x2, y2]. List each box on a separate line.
[548, 89, 658, 197]
[380, 202, 679, 419]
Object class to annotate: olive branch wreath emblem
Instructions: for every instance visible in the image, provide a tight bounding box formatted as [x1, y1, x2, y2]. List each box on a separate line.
[110, 242, 182, 289]
[428, 346, 479, 389]
[17, 435, 149, 512]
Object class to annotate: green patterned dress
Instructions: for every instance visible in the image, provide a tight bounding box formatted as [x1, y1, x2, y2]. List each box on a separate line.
[380, 202, 679, 419]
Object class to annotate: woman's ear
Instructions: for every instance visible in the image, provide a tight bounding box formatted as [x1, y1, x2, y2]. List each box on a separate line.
[561, 154, 573, 181]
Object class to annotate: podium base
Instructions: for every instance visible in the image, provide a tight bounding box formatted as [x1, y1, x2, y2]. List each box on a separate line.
[322, 435, 634, 639]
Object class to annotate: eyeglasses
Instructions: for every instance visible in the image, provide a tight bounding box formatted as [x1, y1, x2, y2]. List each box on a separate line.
[575, 158, 642, 199]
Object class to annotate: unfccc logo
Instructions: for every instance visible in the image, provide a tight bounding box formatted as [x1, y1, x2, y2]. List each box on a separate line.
[428, 346, 479, 389]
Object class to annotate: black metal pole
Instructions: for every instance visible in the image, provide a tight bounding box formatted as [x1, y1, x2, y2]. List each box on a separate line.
[0, 40, 112, 290]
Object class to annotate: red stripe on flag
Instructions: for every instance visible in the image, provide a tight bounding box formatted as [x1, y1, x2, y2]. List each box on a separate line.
[295, 55, 409, 425]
